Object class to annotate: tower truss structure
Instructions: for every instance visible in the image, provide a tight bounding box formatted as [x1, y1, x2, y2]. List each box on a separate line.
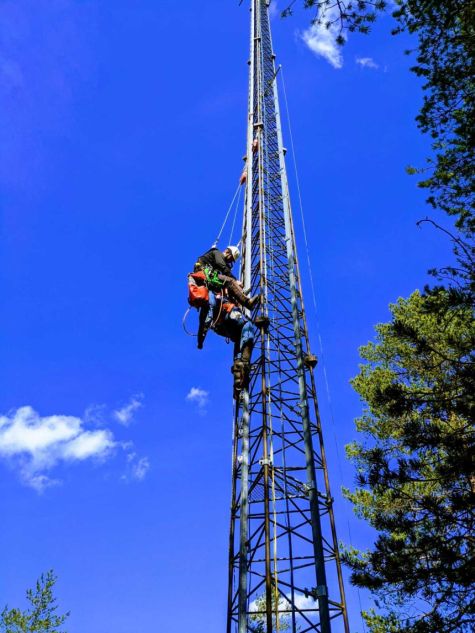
[226, 2, 350, 632]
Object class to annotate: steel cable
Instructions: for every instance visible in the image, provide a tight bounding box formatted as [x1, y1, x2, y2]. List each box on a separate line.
[280, 65, 367, 633]
[214, 182, 242, 248]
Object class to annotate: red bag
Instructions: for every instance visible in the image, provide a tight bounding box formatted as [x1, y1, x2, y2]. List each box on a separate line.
[188, 272, 209, 308]
[188, 284, 209, 307]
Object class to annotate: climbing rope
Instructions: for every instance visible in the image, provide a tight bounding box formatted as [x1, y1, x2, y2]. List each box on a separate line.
[228, 184, 242, 246]
[182, 308, 197, 337]
[211, 296, 225, 329]
[213, 182, 242, 248]
[183, 297, 227, 338]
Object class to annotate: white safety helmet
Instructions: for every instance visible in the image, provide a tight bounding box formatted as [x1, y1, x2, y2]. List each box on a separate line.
[226, 245, 240, 262]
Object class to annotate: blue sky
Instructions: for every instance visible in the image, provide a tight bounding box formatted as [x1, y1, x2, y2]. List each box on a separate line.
[0, 1, 455, 631]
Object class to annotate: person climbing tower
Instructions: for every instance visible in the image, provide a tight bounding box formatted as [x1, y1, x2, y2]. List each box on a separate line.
[191, 245, 259, 350]
[204, 292, 256, 398]
[194, 245, 259, 311]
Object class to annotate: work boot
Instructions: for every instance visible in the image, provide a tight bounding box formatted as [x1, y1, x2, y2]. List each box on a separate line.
[245, 295, 260, 310]
[231, 359, 250, 398]
[197, 323, 210, 350]
[253, 315, 270, 331]
[231, 361, 243, 398]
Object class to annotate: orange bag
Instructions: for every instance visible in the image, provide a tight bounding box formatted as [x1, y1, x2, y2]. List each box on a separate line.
[221, 300, 236, 313]
[188, 272, 209, 308]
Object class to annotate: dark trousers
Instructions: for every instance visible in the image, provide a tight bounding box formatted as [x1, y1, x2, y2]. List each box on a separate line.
[218, 275, 248, 307]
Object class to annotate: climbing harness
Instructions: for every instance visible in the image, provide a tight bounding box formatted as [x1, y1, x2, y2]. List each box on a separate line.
[204, 266, 225, 289]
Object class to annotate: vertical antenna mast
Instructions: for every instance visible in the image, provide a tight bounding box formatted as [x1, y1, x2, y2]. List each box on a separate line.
[227, 2, 350, 632]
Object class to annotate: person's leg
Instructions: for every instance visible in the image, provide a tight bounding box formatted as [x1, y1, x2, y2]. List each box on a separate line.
[233, 337, 240, 359]
[239, 321, 255, 363]
[231, 315, 255, 396]
[218, 275, 259, 309]
[206, 292, 216, 326]
[197, 292, 216, 349]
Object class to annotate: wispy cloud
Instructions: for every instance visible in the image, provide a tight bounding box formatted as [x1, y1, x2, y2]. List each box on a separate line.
[122, 452, 150, 482]
[186, 387, 209, 414]
[113, 394, 143, 426]
[0, 406, 116, 491]
[301, 8, 344, 69]
[84, 403, 107, 426]
[132, 457, 150, 480]
[356, 56, 379, 69]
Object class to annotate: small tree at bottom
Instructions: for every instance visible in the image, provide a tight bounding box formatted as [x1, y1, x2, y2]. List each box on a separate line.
[1, 571, 69, 633]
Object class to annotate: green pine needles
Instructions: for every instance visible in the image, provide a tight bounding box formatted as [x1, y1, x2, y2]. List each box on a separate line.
[281, 3, 474, 629]
[1, 572, 69, 633]
[344, 290, 474, 632]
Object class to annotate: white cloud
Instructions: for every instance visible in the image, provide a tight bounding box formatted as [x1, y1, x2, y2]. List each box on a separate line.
[292, 593, 318, 611]
[131, 456, 150, 481]
[113, 394, 143, 426]
[301, 8, 344, 69]
[62, 431, 113, 460]
[186, 387, 209, 414]
[28, 474, 60, 491]
[84, 403, 107, 425]
[0, 406, 116, 491]
[122, 452, 150, 483]
[356, 56, 379, 69]
[249, 592, 318, 620]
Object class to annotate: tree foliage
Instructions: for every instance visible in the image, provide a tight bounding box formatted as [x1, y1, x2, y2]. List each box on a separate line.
[280, 1, 475, 630]
[344, 289, 475, 632]
[282, 0, 475, 234]
[249, 592, 293, 632]
[281, 1, 388, 37]
[399, 1, 475, 236]
[1, 572, 69, 633]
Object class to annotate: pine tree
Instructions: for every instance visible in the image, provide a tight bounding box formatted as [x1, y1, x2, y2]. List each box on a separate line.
[280, 2, 475, 629]
[1, 572, 69, 633]
[344, 289, 474, 632]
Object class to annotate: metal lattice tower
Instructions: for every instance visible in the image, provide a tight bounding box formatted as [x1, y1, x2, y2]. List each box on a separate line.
[226, 2, 350, 632]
